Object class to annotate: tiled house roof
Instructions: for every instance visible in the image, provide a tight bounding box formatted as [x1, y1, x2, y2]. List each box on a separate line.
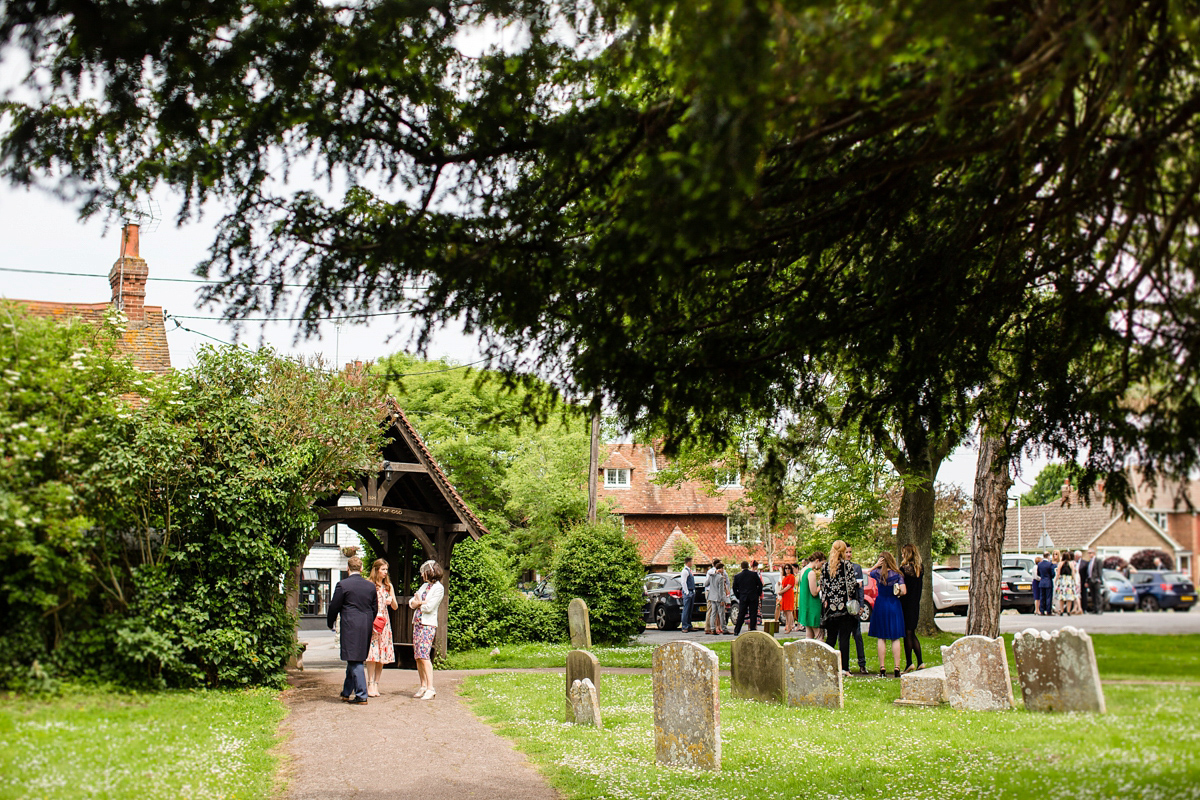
[1131, 472, 1200, 512]
[986, 495, 1185, 554]
[18, 299, 172, 374]
[597, 442, 744, 515]
[649, 526, 711, 566]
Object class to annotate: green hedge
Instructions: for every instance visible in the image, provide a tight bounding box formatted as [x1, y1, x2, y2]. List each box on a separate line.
[551, 519, 645, 644]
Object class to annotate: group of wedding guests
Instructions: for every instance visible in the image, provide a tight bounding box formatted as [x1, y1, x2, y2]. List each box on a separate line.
[326, 555, 445, 704]
[1034, 548, 1106, 616]
[702, 543, 928, 677]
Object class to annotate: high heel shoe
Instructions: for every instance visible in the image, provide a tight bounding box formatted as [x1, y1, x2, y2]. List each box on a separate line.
[893, 668, 902, 678]
[367, 680, 380, 698]
[878, 667, 886, 677]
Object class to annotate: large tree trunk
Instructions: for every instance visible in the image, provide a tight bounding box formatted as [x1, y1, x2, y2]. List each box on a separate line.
[966, 434, 1012, 637]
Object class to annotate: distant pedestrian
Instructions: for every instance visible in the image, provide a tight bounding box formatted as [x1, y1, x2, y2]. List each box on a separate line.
[798, 552, 825, 640]
[680, 557, 697, 633]
[407, 559, 445, 700]
[705, 560, 731, 635]
[732, 561, 762, 634]
[868, 551, 906, 677]
[1037, 551, 1056, 615]
[820, 541, 859, 676]
[778, 564, 797, 633]
[327, 556, 378, 705]
[898, 544, 925, 672]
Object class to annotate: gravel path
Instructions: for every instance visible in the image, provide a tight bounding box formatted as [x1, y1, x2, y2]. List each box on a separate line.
[280, 668, 562, 800]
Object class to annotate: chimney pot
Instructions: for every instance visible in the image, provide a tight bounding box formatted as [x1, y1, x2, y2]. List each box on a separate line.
[110, 223, 149, 326]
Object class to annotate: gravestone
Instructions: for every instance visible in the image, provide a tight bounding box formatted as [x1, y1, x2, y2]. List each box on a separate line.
[783, 639, 842, 709]
[565, 649, 601, 720]
[1013, 626, 1106, 713]
[731, 631, 785, 703]
[941, 635, 1015, 711]
[568, 598, 592, 649]
[894, 665, 947, 707]
[653, 641, 721, 770]
[568, 678, 602, 727]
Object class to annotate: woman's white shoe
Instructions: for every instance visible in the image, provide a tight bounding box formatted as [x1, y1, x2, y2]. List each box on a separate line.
[419, 688, 436, 700]
[413, 687, 429, 699]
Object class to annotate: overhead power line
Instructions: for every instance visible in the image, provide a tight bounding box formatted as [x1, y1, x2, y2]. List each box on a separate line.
[0, 266, 428, 291]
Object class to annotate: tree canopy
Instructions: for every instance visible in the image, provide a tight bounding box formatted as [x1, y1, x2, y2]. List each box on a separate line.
[4, 0, 1200, 495]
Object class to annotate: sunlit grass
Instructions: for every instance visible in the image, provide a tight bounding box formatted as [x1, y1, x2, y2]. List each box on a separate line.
[0, 688, 283, 800]
[461, 670, 1200, 799]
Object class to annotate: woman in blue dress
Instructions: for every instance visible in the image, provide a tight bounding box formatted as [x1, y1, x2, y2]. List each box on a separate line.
[868, 550, 907, 677]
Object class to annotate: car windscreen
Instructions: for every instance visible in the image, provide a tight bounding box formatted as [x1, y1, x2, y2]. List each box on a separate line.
[1164, 572, 1190, 583]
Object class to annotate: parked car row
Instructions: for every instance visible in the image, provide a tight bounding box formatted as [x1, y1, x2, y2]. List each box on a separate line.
[642, 571, 779, 630]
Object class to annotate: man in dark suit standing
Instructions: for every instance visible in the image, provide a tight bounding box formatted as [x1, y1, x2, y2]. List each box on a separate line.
[1036, 552, 1056, 615]
[732, 561, 762, 635]
[1086, 549, 1105, 614]
[1078, 551, 1093, 613]
[327, 555, 378, 704]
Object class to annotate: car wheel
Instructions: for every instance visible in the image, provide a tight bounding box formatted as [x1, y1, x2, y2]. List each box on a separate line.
[1140, 596, 1160, 612]
[726, 602, 739, 627]
[858, 604, 871, 623]
[655, 604, 678, 631]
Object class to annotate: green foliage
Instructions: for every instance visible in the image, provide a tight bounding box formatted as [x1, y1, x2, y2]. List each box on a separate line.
[668, 538, 697, 571]
[1019, 462, 1084, 507]
[446, 537, 565, 652]
[0, 304, 382, 689]
[377, 353, 591, 576]
[551, 519, 645, 645]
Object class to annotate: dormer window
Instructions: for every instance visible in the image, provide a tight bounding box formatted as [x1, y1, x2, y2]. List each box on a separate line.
[716, 471, 741, 489]
[604, 468, 631, 488]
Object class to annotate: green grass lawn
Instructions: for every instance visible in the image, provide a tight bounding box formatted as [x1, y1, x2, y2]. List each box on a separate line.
[0, 688, 284, 800]
[461, 671, 1200, 799]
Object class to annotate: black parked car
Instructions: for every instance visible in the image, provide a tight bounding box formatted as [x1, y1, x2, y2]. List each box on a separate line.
[642, 572, 710, 630]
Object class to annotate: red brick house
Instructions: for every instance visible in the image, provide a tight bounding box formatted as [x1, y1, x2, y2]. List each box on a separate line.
[1132, 474, 1200, 584]
[17, 223, 171, 373]
[597, 442, 796, 570]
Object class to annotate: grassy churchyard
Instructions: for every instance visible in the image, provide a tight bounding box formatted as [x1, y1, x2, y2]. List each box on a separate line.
[1, 633, 1197, 799]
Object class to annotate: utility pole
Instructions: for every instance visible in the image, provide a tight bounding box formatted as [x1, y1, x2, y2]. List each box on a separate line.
[587, 407, 600, 523]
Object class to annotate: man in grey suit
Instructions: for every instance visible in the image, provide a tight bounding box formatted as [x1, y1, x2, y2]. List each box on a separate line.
[1086, 549, 1106, 614]
[327, 555, 378, 704]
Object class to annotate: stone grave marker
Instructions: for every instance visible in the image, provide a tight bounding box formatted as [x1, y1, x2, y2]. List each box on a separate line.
[568, 598, 592, 649]
[1013, 626, 1106, 713]
[782, 639, 842, 709]
[565, 649, 601, 720]
[653, 641, 721, 770]
[941, 635, 1015, 711]
[731, 631, 785, 703]
[569, 678, 602, 727]
[894, 665, 947, 707]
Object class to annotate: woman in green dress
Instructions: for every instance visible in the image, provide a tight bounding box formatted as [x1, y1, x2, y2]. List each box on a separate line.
[798, 550, 826, 640]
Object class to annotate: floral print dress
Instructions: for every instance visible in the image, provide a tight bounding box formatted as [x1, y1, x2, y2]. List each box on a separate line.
[367, 584, 395, 664]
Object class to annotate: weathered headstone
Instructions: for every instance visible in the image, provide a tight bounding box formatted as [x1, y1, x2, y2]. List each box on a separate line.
[894, 665, 947, 707]
[1013, 626, 1106, 713]
[941, 635, 1015, 711]
[565, 649, 601, 720]
[653, 641, 721, 770]
[730, 631, 785, 703]
[568, 598, 592, 649]
[783, 639, 842, 709]
[568, 678, 602, 727]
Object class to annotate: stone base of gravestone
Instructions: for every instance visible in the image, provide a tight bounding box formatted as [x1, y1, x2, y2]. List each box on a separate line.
[941, 635, 1015, 711]
[783, 639, 842, 709]
[568, 598, 592, 649]
[1013, 626, 1106, 713]
[565, 649, 601, 721]
[653, 641, 721, 770]
[731, 631, 785, 703]
[893, 665, 947, 707]
[569, 678, 602, 727]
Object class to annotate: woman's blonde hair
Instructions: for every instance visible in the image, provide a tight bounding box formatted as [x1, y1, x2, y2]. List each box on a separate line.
[368, 559, 393, 593]
[900, 544, 923, 578]
[828, 540, 847, 574]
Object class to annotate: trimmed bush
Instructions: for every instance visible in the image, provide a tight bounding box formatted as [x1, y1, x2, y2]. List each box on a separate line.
[552, 519, 645, 644]
[1130, 548, 1174, 571]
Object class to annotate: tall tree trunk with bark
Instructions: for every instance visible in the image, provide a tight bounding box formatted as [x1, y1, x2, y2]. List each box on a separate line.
[967, 433, 1013, 637]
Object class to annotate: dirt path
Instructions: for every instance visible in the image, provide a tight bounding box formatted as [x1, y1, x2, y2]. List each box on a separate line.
[280, 668, 562, 800]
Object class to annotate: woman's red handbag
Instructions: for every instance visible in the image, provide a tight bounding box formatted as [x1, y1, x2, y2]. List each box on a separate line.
[373, 614, 387, 635]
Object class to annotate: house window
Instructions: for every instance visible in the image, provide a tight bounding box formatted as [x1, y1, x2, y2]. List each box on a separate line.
[314, 526, 338, 547]
[727, 515, 761, 544]
[300, 569, 332, 616]
[1151, 512, 1168, 530]
[604, 468, 631, 488]
[716, 471, 741, 489]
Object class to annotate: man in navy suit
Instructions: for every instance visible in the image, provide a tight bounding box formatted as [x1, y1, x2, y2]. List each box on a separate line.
[680, 557, 697, 632]
[327, 555, 378, 704]
[1036, 551, 1056, 615]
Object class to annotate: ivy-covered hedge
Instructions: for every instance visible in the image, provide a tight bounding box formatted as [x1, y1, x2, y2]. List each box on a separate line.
[551, 519, 645, 644]
[446, 537, 564, 651]
[0, 306, 382, 690]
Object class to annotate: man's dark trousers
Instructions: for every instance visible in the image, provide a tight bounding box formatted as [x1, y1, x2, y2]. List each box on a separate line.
[327, 571, 377, 703]
[1039, 585, 1053, 614]
[342, 661, 367, 700]
[681, 591, 695, 632]
[734, 596, 759, 634]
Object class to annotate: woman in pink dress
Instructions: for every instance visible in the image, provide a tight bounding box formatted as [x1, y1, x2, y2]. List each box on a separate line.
[365, 559, 399, 697]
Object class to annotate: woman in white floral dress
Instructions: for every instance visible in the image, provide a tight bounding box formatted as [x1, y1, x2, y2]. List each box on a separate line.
[365, 559, 399, 697]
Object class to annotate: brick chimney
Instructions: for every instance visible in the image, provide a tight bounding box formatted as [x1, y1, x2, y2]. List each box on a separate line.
[109, 223, 149, 326]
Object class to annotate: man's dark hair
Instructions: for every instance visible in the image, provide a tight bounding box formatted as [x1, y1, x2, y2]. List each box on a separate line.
[740, 561, 749, 571]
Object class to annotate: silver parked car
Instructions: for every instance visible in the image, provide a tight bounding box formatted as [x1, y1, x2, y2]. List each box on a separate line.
[932, 569, 969, 615]
[1104, 569, 1137, 611]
